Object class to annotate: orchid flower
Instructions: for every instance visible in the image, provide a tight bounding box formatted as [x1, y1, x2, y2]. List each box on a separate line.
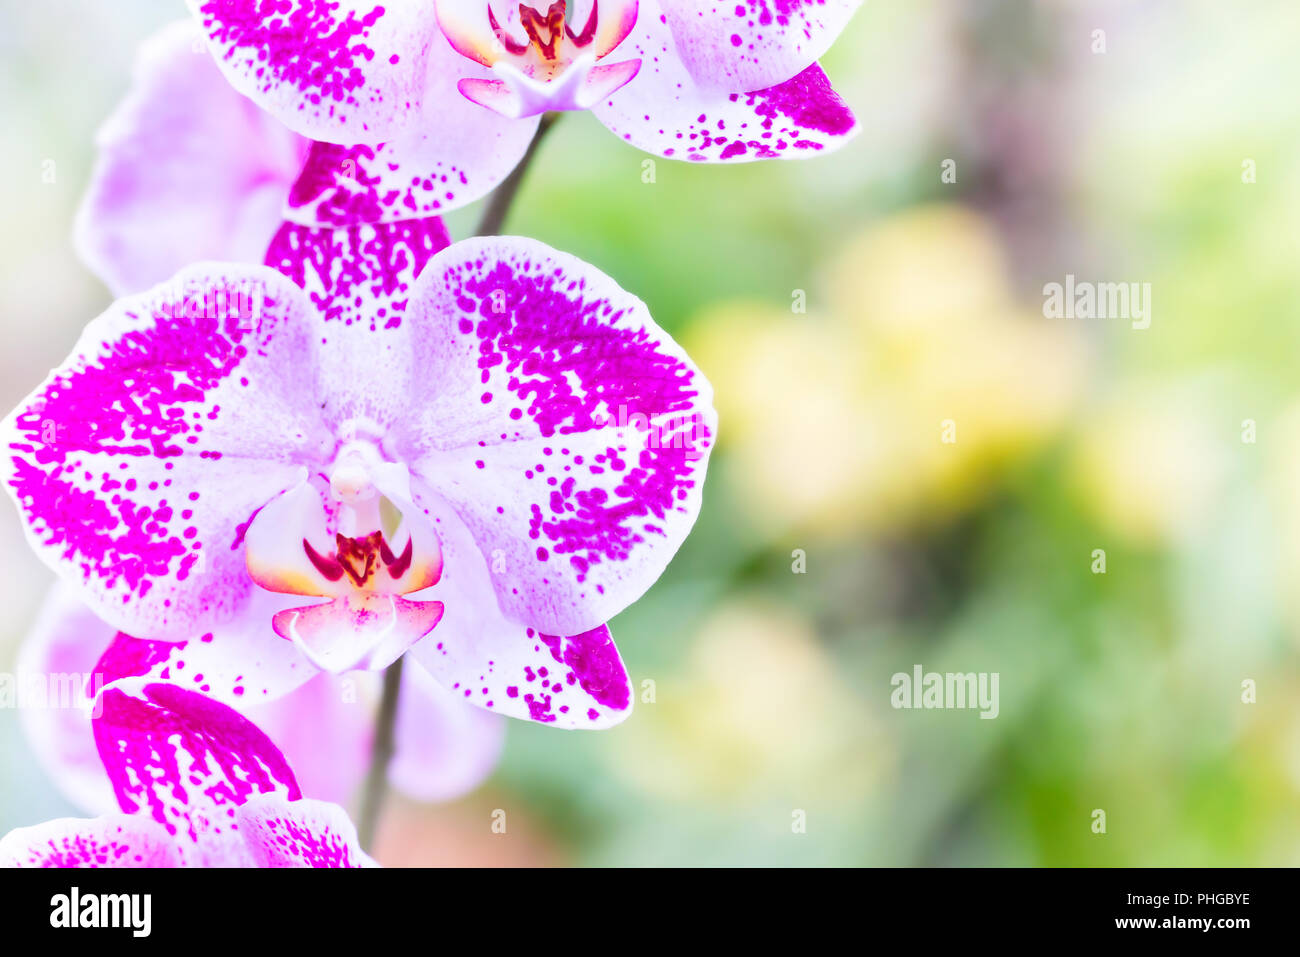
[2, 233, 715, 730]
[182, 0, 862, 228]
[17, 584, 504, 812]
[1, 678, 373, 868]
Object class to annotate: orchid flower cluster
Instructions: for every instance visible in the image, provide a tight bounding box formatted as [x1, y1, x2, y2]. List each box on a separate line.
[2, 0, 860, 867]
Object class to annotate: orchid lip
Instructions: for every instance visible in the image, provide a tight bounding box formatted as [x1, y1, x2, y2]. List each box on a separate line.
[459, 53, 641, 118]
[440, 0, 639, 82]
[243, 462, 446, 671]
[280, 595, 399, 672]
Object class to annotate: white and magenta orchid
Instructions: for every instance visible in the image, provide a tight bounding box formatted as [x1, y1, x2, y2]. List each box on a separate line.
[1, 677, 373, 868]
[182, 0, 862, 226]
[2, 234, 715, 730]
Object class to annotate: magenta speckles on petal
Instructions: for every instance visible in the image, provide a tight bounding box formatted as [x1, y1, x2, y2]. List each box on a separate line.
[196, 0, 385, 106]
[745, 63, 856, 136]
[539, 626, 630, 711]
[266, 218, 451, 328]
[410, 594, 633, 729]
[188, 0, 442, 142]
[402, 236, 716, 636]
[0, 264, 328, 641]
[3, 650, 371, 868]
[286, 138, 482, 226]
[0, 815, 181, 868]
[93, 683, 300, 865]
[592, 6, 857, 163]
[656, 0, 862, 93]
[238, 795, 375, 867]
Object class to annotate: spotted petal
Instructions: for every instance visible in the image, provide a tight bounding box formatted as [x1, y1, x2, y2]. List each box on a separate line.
[75, 19, 309, 296]
[393, 236, 716, 636]
[16, 586, 483, 811]
[283, 23, 541, 226]
[0, 814, 181, 868]
[657, 0, 861, 93]
[0, 264, 330, 641]
[237, 794, 377, 867]
[186, 0, 440, 143]
[98, 628, 371, 807]
[593, 0, 857, 162]
[93, 683, 301, 866]
[14, 584, 315, 816]
[408, 493, 634, 728]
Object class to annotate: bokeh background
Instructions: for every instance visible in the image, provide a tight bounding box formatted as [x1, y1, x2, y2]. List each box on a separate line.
[3, 0, 1300, 865]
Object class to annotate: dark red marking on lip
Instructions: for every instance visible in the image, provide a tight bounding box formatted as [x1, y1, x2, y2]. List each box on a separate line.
[519, 1, 567, 60]
[490, 6, 529, 55]
[304, 538, 346, 582]
[301, 530, 416, 589]
[566, 0, 599, 46]
[335, 532, 381, 587]
[381, 535, 414, 579]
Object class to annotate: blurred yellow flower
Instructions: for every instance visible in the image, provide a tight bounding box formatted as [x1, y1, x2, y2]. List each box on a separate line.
[688, 204, 1088, 540]
[1069, 384, 1231, 548]
[611, 599, 889, 804]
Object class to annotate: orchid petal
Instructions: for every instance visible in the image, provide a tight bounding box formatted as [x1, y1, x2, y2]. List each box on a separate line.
[572, 0, 642, 60]
[15, 583, 315, 816]
[284, 25, 540, 226]
[14, 586, 118, 814]
[21, 584, 376, 811]
[186, 0, 440, 144]
[93, 683, 301, 866]
[248, 674, 375, 806]
[99, 627, 373, 805]
[0, 264, 330, 642]
[0, 814, 181, 868]
[93, 601, 317, 707]
[657, 0, 861, 93]
[408, 487, 633, 728]
[265, 219, 452, 429]
[394, 236, 716, 636]
[391, 658, 506, 798]
[237, 794, 377, 867]
[592, 4, 856, 162]
[75, 20, 309, 296]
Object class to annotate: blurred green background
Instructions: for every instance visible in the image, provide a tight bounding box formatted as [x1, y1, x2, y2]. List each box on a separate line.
[3, 0, 1300, 865]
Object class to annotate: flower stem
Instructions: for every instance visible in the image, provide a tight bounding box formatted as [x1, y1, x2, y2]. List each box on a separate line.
[474, 112, 561, 236]
[358, 655, 404, 852]
[354, 113, 561, 852]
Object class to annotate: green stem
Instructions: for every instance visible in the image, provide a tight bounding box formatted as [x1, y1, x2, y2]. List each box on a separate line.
[357, 655, 404, 852]
[355, 113, 561, 853]
[474, 112, 560, 236]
